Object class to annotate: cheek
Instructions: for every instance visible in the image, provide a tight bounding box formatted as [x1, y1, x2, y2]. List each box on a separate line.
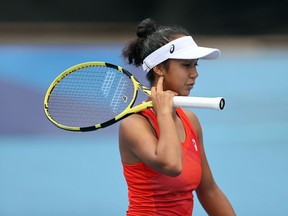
[173, 72, 191, 94]
[172, 71, 188, 84]
[165, 73, 187, 92]
[163, 66, 188, 90]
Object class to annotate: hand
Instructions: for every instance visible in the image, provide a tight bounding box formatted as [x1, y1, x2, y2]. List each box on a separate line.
[151, 76, 178, 115]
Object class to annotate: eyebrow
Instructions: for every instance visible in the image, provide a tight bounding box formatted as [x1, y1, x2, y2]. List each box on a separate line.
[178, 59, 198, 63]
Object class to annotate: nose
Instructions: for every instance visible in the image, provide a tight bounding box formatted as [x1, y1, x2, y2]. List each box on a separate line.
[190, 67, 198, 79]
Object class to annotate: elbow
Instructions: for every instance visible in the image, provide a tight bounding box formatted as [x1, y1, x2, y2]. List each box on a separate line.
[168, 169, 182, 177]
[163, 161, 183, 177]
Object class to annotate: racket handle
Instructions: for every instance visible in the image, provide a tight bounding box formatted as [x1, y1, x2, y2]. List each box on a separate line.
[173, 96, 225, 110]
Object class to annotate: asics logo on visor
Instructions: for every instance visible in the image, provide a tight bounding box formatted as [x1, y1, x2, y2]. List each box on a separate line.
[170, 44, 175, 54]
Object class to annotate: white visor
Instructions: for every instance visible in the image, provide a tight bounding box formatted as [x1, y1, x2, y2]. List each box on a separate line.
[142, 36, 221, 73]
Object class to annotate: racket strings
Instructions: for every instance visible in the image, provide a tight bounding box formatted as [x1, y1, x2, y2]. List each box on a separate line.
[102, 70, 115, 96]
[47, 65, 134, 127]
[111, 77, 129, 113]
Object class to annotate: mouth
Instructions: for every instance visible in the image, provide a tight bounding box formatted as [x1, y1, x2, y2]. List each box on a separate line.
[186, 83, 195, 90]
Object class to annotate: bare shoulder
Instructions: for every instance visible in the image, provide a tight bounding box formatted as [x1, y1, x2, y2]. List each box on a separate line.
[119, 113, 152, 135]
[119, 114, 147, 144]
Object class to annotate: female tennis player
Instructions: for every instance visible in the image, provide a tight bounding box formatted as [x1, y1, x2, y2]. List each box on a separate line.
[119, 18, 236, 216]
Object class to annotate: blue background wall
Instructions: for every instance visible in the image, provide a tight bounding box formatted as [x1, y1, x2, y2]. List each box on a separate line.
[1, 38, 288, 215]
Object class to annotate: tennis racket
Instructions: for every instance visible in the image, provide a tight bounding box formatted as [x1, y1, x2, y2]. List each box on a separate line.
[44, 62, 225, 132]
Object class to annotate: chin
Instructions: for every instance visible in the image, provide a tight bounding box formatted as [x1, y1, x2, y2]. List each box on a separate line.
[180, 91, 190, 96]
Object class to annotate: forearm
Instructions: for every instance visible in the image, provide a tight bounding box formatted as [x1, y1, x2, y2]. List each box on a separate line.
[156, 113, 183, 175]
[149, 76, 183, 176]
[197, 186, 236, 216]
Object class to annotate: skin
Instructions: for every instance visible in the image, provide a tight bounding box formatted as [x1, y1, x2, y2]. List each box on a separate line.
[119, 41, 236, 215]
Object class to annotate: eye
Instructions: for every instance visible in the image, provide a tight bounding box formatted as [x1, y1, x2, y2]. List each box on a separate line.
[182, 60, 198, 67]
[181, 61, 193, 67]
[183, 63, 192, 67]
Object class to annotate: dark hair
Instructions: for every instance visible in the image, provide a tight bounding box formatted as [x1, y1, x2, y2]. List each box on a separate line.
[122, 18, 190, 85]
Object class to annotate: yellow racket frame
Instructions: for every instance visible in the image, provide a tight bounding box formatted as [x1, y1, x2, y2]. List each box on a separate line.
[44, 62, 153, 131]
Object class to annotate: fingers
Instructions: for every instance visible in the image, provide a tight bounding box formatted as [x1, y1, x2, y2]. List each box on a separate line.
[150, 76, 179, 115]
[151, 86, 156, 97]
[151, 76, 163, 98]
[156, 76, 164, 92]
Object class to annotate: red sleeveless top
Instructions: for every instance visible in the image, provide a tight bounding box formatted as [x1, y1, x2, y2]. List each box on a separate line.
[122, 108, 202, 216]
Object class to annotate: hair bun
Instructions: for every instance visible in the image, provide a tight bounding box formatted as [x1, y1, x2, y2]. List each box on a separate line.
[136, 18, 157, 38]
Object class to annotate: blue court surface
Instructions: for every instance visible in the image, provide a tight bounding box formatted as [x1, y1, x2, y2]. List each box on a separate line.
[0, 40, 288, 215]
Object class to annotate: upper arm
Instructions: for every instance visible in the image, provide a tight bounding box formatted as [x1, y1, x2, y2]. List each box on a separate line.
[119, 114, 170, 172]
[119, 113, 182, 176]
[119, 114, 157, 163]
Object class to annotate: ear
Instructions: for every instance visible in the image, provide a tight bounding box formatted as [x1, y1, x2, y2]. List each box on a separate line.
[152, 64, 164, 76]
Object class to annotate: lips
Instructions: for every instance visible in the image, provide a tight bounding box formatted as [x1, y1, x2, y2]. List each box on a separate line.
[186, 83, 195, 90]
